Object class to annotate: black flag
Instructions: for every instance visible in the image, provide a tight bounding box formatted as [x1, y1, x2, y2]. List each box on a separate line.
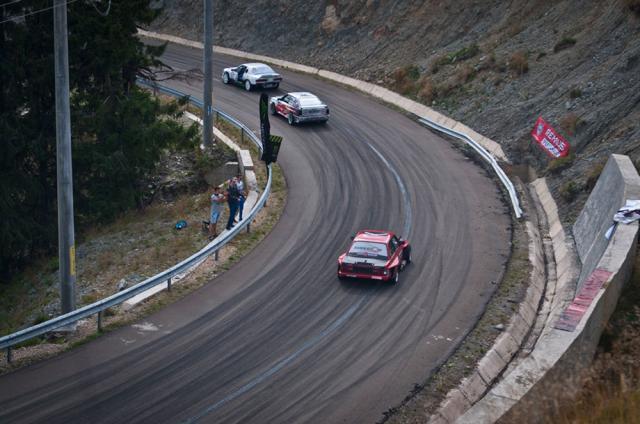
[268, 135, 283, 163]
[259, 93, 272, 164]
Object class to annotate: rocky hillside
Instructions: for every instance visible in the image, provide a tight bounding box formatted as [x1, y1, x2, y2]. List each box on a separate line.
[150, 0, 640, 220]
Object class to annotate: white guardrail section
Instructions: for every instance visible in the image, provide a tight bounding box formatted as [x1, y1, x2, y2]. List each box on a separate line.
[0, 81, 272, 362]
[138, 29, 522, 219]
[417, 118, 523, 219]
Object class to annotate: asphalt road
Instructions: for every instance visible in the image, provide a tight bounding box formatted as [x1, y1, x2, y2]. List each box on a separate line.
[0, 42, 511, 424]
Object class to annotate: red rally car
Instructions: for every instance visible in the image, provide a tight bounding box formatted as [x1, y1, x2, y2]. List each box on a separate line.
[337, 230, 412, 284]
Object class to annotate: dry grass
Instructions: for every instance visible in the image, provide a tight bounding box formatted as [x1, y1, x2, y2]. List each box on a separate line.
[547, 251, 640, 423]
[417, 76, 435, 103]
[391, 65, 419, 95]
[560, 112, 581, 135]
[456, 64, 477, 84]
[509, 51, 529, 75]
[585, 160, 607, 191]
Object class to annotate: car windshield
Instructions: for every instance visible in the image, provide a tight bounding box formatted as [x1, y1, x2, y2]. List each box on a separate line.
[253, 65, 274, 74]
[347, 241, 388, 260]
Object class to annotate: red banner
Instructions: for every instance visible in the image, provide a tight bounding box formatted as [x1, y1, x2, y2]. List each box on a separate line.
[531, 117, 570, 158]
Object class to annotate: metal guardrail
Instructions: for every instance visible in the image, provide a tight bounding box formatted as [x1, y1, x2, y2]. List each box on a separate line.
[1, 82, 272, 360]
[418, 118, 523, 219]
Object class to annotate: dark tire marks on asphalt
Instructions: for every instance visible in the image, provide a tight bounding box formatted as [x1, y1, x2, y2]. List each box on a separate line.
[0, 42, 511, 424]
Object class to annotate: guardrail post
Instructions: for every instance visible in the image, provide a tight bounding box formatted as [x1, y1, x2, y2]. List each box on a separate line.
[241, 128, 244, 145]
[6, 347, 11, 364]
[167, 277, 172, 292]
[215, 250, 219, 261]
[97, 311, 103, 333]
[247, 223, 251, 233]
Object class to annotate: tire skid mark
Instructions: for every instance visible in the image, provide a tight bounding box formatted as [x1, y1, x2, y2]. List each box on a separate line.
[183, 298, 365, 423]
[364, 142, 412, 237]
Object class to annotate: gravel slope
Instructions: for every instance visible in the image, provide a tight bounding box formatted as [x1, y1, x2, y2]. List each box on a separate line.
[152, 0, 640, 222]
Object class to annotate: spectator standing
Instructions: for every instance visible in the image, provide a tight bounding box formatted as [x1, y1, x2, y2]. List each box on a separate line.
[235, 173, 246, 222]
[225, 177, 240, 231]
[209, 186, 225, 240]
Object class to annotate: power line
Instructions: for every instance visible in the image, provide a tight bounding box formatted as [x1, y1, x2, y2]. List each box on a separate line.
[0, 0, 80, 25]
[0, 0, 23, 9]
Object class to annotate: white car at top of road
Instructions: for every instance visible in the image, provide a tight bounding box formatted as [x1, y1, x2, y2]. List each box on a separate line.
[221, 63, 282, 91]
[270, 92, 330, 125]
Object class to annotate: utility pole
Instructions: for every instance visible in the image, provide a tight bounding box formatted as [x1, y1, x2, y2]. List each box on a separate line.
[203, 0, 214, 148]
[53, 0, 76, 315]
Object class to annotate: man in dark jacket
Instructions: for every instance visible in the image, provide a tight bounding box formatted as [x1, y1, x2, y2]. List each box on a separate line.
[225, 178, 240, 231]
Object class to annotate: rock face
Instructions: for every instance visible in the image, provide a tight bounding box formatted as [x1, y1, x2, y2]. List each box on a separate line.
[151, 0, 640, 221]
[143, 144, 235, 205]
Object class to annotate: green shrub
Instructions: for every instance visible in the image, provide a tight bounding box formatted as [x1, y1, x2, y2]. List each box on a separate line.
[82, 293, 99, 305]
[391, 65, 420, 95]
[456, 64, 477, 83]
[560, 180, 580, 202]
[431, 44, 480, 72]
[585, 161, 606, 191]
[404, 65, 421, 81]
[554, 36, 577, 52]
[569, 87, 583, 99]
[546, 154, 575, 175]
[452, 44, 480, 61]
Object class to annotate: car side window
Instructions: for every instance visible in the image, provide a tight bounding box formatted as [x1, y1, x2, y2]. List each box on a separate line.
[390, 237, 399, 254]
[283, 95, 291, 104]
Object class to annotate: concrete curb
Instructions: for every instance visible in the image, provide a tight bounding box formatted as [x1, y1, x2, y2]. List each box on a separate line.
[457, 156, 640, 423]
[137, 29, 508, 163]
[429, 194, 546, 423]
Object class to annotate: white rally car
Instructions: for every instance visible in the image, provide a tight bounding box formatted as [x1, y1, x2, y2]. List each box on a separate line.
[221, 63, 282, 91]
[269, 92, 330, 125]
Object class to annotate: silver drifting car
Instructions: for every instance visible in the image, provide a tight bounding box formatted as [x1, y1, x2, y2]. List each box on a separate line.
[269, 92, 330, 125]
[221, 63, 282, 91]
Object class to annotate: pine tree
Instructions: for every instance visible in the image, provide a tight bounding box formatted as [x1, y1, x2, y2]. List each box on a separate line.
[0, 1, 197, 279]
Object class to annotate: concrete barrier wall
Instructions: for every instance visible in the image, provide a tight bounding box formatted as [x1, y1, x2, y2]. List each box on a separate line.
[459, 155, 640, 423]
[573, 155, 640, 286]
[499, 221, 638, 422]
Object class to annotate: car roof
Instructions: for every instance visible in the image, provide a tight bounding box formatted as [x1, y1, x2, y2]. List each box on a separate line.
[353, 230, 393, 243]
[289, 92, 319, 100]
[243, 63, 272, 68]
